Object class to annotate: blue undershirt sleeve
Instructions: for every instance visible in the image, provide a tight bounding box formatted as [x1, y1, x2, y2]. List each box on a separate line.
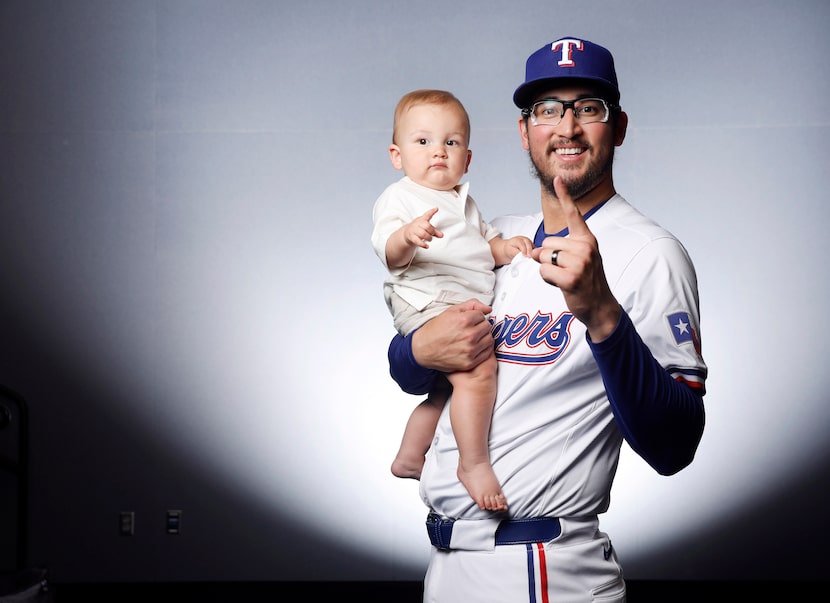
[588, 309, 705, 475]
[388, 331, 439, 396]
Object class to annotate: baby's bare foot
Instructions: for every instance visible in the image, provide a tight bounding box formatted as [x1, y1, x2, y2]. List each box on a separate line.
[391, 456, 423, 480]
[482, 493, 508, 512]
[458, 462, 508, 511]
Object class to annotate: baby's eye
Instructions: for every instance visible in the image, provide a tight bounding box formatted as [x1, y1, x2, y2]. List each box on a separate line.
[418, 138, 429, 145]
[446, 140, 458, 147]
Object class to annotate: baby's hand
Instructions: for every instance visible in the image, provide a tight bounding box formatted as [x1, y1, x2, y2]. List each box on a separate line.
[404, 207, 444, 249]
[505, 235, 534, 258]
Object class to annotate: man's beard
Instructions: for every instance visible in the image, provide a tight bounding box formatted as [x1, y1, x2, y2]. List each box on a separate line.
[528, 145, 615, 200]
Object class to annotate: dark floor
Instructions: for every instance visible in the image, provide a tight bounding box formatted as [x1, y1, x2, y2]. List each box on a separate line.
[39, 580, 827, 602]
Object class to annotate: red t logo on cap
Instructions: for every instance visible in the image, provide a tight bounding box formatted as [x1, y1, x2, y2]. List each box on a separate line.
[551, 39, 584, 67]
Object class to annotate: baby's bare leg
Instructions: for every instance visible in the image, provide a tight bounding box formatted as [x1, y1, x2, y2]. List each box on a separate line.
[391, 380, 450, 480]
[446, 352, 507, 512]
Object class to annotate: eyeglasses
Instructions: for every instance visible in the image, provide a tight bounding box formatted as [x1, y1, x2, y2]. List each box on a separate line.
[521, 98, 617, 127]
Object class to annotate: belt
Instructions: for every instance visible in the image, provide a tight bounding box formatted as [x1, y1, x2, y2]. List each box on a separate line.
[426, 512, 561, 550]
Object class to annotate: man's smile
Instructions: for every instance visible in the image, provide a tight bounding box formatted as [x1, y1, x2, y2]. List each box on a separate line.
[554, 146, 585, 156]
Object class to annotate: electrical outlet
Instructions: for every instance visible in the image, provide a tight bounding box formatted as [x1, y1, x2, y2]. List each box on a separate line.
[166, 509, 182, 534]
[119, 511, 135, 536]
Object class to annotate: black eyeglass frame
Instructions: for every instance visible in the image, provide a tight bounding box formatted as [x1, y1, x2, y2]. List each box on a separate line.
[521, 97, 620, 127]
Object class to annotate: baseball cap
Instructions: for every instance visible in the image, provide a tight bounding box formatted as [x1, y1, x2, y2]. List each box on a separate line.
[513, 37, 620, 108]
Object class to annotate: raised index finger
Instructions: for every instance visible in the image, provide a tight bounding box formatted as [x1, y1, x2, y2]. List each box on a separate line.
[421, 207, 440, 222]
[554, 176, 590, 239]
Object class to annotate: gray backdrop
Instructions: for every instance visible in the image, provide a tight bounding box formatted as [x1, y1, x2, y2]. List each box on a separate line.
[1, 0, 828, 584]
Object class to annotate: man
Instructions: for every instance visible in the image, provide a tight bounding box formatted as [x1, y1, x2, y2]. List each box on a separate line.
[386, 36, 707, 602]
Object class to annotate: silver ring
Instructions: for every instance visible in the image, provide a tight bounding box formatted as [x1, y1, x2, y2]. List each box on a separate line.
[550, 249, 559, 266]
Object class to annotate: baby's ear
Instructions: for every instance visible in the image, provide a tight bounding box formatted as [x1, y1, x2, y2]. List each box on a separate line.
[389, 144, 403, 170]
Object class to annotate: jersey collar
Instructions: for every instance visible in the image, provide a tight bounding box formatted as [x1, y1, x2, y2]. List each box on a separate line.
[533, 199, 609, 248]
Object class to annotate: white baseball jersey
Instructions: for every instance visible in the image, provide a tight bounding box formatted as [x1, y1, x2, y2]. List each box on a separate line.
[419, 194, 707, 520]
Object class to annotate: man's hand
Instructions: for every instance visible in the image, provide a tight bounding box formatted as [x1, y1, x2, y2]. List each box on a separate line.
[531, 177, 621, 341]
[411, 299, 494, 372]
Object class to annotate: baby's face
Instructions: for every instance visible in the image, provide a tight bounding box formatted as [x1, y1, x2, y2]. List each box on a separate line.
[390, 102, 471, 191]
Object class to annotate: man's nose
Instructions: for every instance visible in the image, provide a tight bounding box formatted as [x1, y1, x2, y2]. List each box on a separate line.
[557, 108, 583, 136]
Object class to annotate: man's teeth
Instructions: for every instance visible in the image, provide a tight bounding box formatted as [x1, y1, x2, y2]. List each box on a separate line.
[556, 147, 583, 155]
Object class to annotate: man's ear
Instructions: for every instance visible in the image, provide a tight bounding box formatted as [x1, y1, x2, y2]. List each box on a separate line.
[389, 144, 403, 170]
[614, 111, 628, 147]
[518, 117, 530, 150]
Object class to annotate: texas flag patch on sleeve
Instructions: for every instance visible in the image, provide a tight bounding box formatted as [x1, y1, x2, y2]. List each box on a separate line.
[667, 312, 694, 344]
[667, 311, 702, 355]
